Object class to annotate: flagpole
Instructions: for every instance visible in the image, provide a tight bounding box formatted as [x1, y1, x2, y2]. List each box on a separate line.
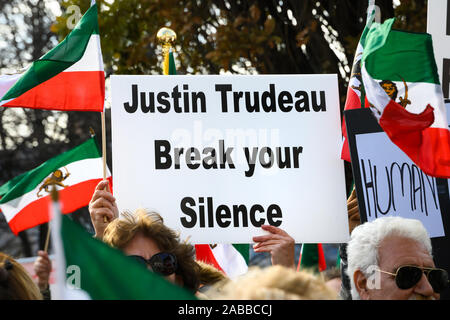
[101, 111, 107, 180]
[44, 185, 59, 253]
[44, 224, 51, 252]
[101, 112, 109, 223]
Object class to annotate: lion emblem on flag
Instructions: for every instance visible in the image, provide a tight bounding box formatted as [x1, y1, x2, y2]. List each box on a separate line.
[379, 78, 411, 108]
[37, 167, 70, 198]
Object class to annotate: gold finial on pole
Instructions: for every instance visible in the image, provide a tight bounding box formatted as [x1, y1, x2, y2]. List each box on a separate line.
[157, 27, 177, 54]
[157, 27, 177, 75]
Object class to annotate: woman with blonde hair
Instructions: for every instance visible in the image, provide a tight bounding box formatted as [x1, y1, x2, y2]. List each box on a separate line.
[0, 252, 42, 300]
[102, 209, 201, 293]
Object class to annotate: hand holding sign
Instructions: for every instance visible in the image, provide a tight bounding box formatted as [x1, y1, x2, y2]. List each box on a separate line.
[252, 225, 295, 269]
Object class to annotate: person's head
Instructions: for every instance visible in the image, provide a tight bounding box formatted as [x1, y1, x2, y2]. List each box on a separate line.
[103, 209, 200, 293]
[347, 217, 446, 300]
[0, 252, 42, 300]
[196, 260, 228, 287]
[205, 265, 338, 300]
[195, 260, 229, 299]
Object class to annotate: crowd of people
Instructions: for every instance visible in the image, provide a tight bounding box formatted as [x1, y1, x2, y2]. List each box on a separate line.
[1, 179, 448, 300]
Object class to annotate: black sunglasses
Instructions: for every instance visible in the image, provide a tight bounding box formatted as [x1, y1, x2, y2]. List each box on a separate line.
[128, 252, 178, 276]
[378, 265, 449, 293]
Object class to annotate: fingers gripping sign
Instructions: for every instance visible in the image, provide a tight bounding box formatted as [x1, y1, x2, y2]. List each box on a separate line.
[252, 225, 296, 269]
[88, 180, 119, 239]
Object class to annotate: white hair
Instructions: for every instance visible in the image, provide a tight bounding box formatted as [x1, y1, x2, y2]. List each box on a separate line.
[346, 217, 432, 300]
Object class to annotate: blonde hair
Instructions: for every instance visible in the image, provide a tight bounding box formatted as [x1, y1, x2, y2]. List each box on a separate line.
[196, 260, 229, 288]
[0, 252, 42, 300]
[103, 209, 200, 292]
[205, 265, 339, 300]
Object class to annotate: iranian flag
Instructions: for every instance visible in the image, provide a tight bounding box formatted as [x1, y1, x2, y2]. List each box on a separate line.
[297, 243, 327, 273]
[0, 137, 110, 235]
[51, 200, 196, 300]
[361, 18, 450, 178]
[341, 1, 375, 162]
[0, 1, 104, 112]
[195, 244, 248, 279]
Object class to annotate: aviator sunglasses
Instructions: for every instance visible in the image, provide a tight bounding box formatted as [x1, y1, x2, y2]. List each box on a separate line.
[128, 252, 178, 276]
[377, 265, 449, 293]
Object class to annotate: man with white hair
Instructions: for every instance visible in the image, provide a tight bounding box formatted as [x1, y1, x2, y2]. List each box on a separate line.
[347, 216, 449, 300]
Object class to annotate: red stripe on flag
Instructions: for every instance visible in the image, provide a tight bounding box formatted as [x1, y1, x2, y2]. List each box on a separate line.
[195, 244, 225, 273]
[3, 71, 105, 112]
[317, 243, 327, 272]
[380, 101, 450, 178]
[341, 87, 363, 162]
[8, 196, 50, 236]
[8, 178, 106, 235]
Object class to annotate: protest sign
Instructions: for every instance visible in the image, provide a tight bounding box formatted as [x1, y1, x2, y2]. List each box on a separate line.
[110, 75, 349, 243]
[345, 108, 450, 238]
[345, 107, 450, 298]
[427, 0, 450, 98]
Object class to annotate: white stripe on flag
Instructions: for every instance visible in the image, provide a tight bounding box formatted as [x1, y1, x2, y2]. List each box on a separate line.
[361, 64, 390, 120]
[0, 157, 108, 222]
[211, 244, 248, 279]
[65, 35, 104, 72]
[0, 73, 22, 98]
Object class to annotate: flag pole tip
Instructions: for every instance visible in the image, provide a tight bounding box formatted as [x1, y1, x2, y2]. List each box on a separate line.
[157, 27, 177, 54]
[157, 27, 177, 45]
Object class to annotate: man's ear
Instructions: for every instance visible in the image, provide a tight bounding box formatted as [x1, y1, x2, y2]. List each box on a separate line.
[354, 269, 370, 300]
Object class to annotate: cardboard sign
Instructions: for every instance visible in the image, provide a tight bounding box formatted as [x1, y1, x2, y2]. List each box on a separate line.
[345, 107, 450, 298]
[345, 108, 449, 238]
[110, 75, 349, 243]
[427, 0, 450, 98]
[354, 131, 444, 237]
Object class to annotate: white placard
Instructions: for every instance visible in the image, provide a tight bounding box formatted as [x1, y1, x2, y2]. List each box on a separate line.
[427, 0, 450, 98]
[110, 75, 349, 243]
[355, 132, 445, 238]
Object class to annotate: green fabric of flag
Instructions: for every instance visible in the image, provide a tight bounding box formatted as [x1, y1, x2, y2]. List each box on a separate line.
[0, 138, 100, 203]
[61, 215, 196, 300]
[232, 244, 250, 264]
[2, 4, 100, 101]
[168, 51, 177, 75]
[299, 243, 327, 273]
[362, 19, 439, 84]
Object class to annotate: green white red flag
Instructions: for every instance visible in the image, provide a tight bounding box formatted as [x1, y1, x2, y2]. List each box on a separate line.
[0, 137, 110, 235]
[341, 1, 375, 162]
[0, 2, 104, 112]
[361, 18, 450, 178]
[195, 244, 248, 279]
[297, 243, 327, 273]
